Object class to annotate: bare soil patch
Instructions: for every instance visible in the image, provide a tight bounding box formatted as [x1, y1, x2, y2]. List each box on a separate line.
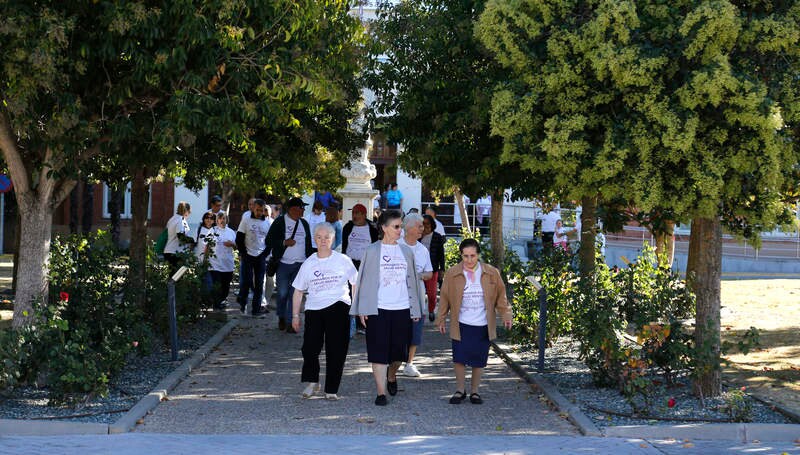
[720, 279, 800, 417]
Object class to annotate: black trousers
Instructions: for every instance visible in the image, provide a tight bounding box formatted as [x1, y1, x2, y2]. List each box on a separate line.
[301, 301, 351, 394]
[209, 271, 233, 307]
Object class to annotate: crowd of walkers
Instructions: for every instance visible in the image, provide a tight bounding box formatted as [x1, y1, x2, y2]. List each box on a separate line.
[161, 194, 512, 405]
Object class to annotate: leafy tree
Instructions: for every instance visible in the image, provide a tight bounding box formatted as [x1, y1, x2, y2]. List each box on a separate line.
[0, 1, 364, 323]
[477, 0, 800, 397]
[362, 0, 544, 269]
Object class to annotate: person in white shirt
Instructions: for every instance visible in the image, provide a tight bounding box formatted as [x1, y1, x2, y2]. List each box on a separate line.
[398, 213, 433, 378]
[195, 211, 217, 308]
[235, 199, 272, 317]
[541, 208, 561, 251]
[436, 238, 512, 405]
[266, 197, 312, 333]
[306, 201, 327, 250]
[209, 212, 236, 310]
[476, 196, 491, 236]
[164, 201, 194, 274]
[291, 223, 357, 401]
[350, 210, 425, 406]
[210, 195, 225, 217]
[425, 205, 446, 236]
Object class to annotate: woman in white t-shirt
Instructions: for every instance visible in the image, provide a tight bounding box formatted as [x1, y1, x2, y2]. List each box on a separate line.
[291, 223, 357, 400]
[164, 201, 194, 274]
[209, 212, 237, 310]
[553, 219, 571, 251]
[350, 210, 425, 406]
[436, 238, 512, 405]
[397, 213, 433, 378]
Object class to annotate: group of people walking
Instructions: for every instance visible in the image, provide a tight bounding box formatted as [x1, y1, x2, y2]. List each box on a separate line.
[163, 197, 512, 406]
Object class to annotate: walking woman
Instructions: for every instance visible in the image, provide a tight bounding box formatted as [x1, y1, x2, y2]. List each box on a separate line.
[164, 201, 194, 274]
[209, 212, 237, 310]
[421, 214, 446, 321]
[292, 223, 358, 400]
[436, 238, 512, 405]
[351, 210, 424, 406]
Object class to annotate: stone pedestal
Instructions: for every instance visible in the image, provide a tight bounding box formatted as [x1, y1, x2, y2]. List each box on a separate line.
[339, 138, 378, 223]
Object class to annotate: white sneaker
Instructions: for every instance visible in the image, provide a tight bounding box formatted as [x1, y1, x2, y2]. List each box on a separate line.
[325, 393, 340, 401]
[302, 382, 320, 398]
[403, 363, 420, 377]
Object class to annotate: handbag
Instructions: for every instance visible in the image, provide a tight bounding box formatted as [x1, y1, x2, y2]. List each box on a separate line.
[266, 218, 300, 277]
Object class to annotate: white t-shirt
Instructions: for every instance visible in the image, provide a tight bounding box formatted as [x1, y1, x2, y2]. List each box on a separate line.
[209, 226, 236, 272]
[453, 195, 470, 225]
[434, 219, 445, 236]
[165, 214, 191, 254]
[346, 224, 372, 263]
[541, 210, 561, 232]
[306, 212, 326, 248]
[398, 238, 433, 275]
[377, 243, 410, 310]
[553, 227, 569, 245]
[195, 226, 216, 261]
[237, 215, 271, 257]
[459, 263, 488, 326]
[292, 251, 357, 310]
[282, 217, 307, 264]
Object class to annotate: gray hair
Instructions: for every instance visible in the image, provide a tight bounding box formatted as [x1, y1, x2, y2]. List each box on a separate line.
[313, 222, 336, 238]
[403, 213, 423, 229]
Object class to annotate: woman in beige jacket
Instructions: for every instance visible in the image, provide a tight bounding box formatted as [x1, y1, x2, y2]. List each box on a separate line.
[436, 238, 512, 404]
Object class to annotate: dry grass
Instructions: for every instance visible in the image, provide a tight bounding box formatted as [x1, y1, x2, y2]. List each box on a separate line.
[720, 279, 800, 416]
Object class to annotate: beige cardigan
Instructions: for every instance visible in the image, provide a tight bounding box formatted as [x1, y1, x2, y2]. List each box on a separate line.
[435, 261, 512, 341]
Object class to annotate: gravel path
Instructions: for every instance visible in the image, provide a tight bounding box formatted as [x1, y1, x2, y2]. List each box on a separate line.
[135, 315, 578, 435]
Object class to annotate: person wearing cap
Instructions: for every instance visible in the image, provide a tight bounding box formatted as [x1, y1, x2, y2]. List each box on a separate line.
[266, 197, 313, 333]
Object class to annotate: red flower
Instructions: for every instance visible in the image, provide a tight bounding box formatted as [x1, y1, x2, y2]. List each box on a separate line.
[667, 397, 676, 408]
[59, 292, 69, 302]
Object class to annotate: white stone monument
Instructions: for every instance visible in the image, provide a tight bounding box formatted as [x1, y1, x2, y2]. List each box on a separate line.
[339, 137, 378, 223]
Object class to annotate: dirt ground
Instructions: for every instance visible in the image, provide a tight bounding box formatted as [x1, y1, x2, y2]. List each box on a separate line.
[720, 279, 800, 419]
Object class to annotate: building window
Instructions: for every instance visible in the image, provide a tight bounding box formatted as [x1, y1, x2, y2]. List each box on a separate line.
[102, 183, 152, 219]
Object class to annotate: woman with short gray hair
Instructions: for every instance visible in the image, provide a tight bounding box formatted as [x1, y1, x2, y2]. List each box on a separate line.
[291, 222, 358, 400]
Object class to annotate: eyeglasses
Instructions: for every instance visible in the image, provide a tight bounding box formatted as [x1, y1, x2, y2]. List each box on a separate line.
[390, 224, 402, 229]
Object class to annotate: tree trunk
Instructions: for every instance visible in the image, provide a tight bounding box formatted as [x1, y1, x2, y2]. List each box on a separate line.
[489, 189, 504, 271]
[578, 195, 597, 277]
[454, 187, 471, 231]
[109, 183, 123, 248]
[654, 220, 676, 267]
[12, 196, 54, 327]
[686, 216, 722, 398]
[127, 168, 151, 310]
[82, 181, 94, 234]
[220, 181, 235, 214]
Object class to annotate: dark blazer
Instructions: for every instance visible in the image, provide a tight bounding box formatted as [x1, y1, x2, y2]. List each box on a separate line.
[341, 220, 379, 258]
[265, 214, 313, 260]
[427, 231, 446, 272]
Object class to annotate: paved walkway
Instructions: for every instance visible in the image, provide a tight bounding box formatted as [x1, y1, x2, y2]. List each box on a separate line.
[2, 434, 798, 454]
[134, 313, 578, 435]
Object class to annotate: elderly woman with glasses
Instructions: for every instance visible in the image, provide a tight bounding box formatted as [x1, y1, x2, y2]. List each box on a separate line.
[351, 210, 425, 406]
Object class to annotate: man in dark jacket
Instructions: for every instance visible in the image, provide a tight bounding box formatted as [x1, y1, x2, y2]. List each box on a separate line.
[265, 197, 313, 332]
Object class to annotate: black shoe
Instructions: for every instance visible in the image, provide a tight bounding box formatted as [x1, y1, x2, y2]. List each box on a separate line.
[278, 318, 286, 331]
[469, 393, 483, 404]
[374, 394, 388, 406]
[239, 303, 246, 314]
[428, 312, 435, 322]
[449, 391, 466, 404]
[387, 380, 398, 396]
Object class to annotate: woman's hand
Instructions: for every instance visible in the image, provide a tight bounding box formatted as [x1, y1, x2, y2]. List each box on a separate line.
[359, 315, 368, 327]
[438, 321, 446, 334]
[223, 240, 235, 248]
[292, 317, 301, 332]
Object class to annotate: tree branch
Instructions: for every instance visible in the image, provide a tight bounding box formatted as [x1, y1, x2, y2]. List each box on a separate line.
[0, 110, 33, 196]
